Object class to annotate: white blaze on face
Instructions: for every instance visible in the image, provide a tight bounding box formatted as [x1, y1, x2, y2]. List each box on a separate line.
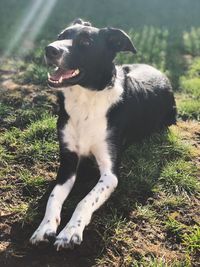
[49, 39, 73, 48]
[47, 39, 73, 67]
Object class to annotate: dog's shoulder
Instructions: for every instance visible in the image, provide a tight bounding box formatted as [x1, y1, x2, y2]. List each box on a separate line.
[123, 64, 171, 89]
[118, 64, 172, 103]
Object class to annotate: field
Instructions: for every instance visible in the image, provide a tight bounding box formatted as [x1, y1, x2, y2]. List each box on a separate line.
[0, 25, 200, 267]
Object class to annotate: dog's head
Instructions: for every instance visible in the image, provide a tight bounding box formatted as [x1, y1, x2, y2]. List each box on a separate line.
[45, 18, 136, 90]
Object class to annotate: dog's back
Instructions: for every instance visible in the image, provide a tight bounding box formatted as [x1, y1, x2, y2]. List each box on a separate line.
[107, 64, 176, 147]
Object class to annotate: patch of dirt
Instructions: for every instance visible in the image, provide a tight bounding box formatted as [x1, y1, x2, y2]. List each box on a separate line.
[177, 120, 200, 146]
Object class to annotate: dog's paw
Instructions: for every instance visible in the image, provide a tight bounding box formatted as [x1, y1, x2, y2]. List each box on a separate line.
[54, 225, 83, 250]
[30, 222, 57, 245]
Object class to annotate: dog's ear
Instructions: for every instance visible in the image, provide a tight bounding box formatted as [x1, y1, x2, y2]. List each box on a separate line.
[72, 18, 92, 27]
[101, 27, 137, 54]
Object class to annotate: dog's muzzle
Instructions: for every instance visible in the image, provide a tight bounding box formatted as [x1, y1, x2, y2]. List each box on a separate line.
[45, 40, 82, 87]
[45, 45, 63, 61]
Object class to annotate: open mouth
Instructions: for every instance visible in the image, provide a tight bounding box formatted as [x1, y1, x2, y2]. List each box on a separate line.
[47, 67, 82, 87]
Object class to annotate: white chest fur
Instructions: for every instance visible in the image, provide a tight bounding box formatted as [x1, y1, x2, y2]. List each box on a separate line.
[61, 76, 123, 156]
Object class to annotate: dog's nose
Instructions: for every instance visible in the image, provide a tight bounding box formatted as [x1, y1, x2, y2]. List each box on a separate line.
[45, 45, 61, 59]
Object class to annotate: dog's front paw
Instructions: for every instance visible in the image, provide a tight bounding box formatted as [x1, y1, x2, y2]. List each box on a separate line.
[54, 225, 83, 250]
[30, 222, 57, 245]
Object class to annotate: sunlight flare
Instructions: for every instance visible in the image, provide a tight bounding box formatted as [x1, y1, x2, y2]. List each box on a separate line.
[3, 0, 57, 59]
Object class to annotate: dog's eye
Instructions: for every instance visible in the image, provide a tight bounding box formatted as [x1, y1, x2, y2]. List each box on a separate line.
[79, 38, 92, 47]
[57, 34, 63, 40]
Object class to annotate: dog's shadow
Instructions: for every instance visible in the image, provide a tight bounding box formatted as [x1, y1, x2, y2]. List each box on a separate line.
[2, 150, 155, 267]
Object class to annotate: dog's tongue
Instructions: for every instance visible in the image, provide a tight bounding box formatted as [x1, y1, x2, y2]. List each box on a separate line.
[50, 68, 75, 81]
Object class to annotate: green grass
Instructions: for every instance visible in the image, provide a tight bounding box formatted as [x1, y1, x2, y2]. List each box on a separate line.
[165, 217, 186, 238]
[177, 58, 200, 120]
[20, 169, 46, 188]
[131, 258, 188, 267]
[0, 102, 11, 116]
[159, 160, 199, 196]
[183, 226, 200, 255]
[1, 115, 57, 159]
[135, 204, 158, 223]
[20, 63, 48, 85]
[155, 195, 188, 210]
[23, 114, 56, 142]
[177, 96, 200, 121]
[0, 144, 14, 166]
[183, 28, 200, 56]
[180, 77, 200, 98]
[116, 27, 169, 72]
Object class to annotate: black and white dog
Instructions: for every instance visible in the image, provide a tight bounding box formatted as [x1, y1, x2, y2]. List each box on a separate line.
[30, 19, 176, 250]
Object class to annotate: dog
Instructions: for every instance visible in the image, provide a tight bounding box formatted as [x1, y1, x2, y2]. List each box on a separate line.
[30, 18, 176, 250]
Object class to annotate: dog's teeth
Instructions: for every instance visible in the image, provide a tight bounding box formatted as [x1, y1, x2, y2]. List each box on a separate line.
[48, 73, 50, 79]
[72, 69, 80, 77]
[74, 69, 80, 75]
[59, 77, 63, 83]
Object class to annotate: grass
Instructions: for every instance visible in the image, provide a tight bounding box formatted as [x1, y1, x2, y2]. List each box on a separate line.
[177, 96, 200, 121]
[20, 169, 46, 188]
[93, 126, 199, 266]
[131, 258, 188, 267]
[180, 77, 200, 98]
[183, 226, 200, 255]
[165, 217, 186, 240]
[155, 195, 188, 210]
[177, 58, 200, 121]
[135, 204, 158, 223]
[23, 114, 57, 142]
[159, 160, 199, 195]
[17, 63, 48, 85]
[0, 59, 200, 267]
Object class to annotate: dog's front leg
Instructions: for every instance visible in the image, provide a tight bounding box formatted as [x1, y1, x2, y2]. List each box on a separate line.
[30, 151, 78, 244]
[54, 145, 118, 250]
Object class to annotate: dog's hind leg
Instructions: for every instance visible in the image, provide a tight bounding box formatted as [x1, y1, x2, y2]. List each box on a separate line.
[30, 151, 79, 245]
[54, 143, 119, 250]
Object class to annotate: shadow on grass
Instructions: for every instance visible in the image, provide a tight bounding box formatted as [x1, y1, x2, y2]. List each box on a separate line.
[0, 129, 189, 267]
